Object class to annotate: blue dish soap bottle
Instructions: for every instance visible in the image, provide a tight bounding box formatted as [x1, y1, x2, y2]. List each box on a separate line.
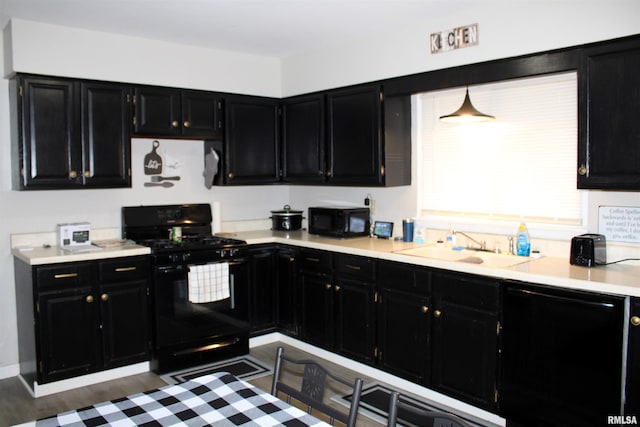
[516, 222, 531, 256]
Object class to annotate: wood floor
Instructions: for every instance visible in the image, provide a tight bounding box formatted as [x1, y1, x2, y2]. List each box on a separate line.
[0, 342, 385, 427]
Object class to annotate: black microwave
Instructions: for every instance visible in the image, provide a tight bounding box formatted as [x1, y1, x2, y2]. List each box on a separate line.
[308, 207, 370, 238]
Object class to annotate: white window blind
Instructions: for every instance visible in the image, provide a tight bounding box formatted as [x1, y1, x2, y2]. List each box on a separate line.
[418, 72, 581, 226]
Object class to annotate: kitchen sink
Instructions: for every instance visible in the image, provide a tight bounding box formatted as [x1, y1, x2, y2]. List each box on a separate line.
[394, 245, 533, 269]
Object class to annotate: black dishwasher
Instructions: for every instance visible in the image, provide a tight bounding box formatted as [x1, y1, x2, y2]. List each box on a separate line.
[500, 280, 625, 427]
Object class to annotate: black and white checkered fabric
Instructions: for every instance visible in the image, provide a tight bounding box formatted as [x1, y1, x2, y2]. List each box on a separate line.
[36, 372, 329, 426]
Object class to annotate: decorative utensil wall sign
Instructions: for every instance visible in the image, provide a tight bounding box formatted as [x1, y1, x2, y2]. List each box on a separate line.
[430, 23, 478, 54]
[143, 140, 182, 188]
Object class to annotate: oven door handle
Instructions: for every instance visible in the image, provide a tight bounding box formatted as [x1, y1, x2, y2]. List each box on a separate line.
[157, 265, 187, 274]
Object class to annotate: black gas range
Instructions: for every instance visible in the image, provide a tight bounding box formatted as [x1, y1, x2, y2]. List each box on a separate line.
[122, 204, 250, 373]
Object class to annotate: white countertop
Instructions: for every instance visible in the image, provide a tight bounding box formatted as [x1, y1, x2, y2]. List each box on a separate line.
[12, 243, 150, 265]
[224, 229, 640, 298]
[12, 229, 640, 297]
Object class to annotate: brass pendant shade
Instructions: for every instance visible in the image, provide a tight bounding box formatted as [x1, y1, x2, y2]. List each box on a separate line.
[439, 88, 495, 123]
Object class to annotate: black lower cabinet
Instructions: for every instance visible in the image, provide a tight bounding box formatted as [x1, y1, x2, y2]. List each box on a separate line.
[334, 276, 376, 364]
[248, 245, 277, 334]
[275, 247, 299, 335]
[626, 298, 640, 415]
[300, 270, 334, 348]
[431, 271, 500, 412]
[377, 261, 431, 383]
[14, 256, 150, 386]
[501, 281, 624, 427]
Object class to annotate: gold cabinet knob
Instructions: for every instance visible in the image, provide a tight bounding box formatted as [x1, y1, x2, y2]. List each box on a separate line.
[318, 170, 324, 176]
[228, 172, 234, 179]
[171, 120, 179, 128]
[101, 293, 109, 302]
[326, 171, 332, 177]
[434, 310, 442, 318]
[325, 284, 332, 290]
[183, 121, 190, 128]
[631, 316, 640, 327]
[84, 171, 91, 178]
[334, 285, 341, 292]
[421, 306, 429, 314]
[578, 164, 587, 176]
[69, 170, 78, 179]
[85, 295, 94, 303]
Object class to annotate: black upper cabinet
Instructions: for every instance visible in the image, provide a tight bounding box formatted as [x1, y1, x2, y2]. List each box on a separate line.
[578, 37, 640, 189]
[11, 75, 131, 190]
[327, 85, 382, 186]
[223, 95, 280, 184]
[133, 87, 223, 139]
[281, 94, 326, 183]
[279, 85, 411, 188]
[81, 82, 132, 188]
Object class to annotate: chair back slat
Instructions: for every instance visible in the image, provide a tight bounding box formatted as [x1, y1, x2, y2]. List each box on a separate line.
[387, 391, 472, 427]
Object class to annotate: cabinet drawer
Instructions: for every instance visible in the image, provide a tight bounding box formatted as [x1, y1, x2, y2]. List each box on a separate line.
[433, 271, 499, 311]
[98, 256, 148, 282]
[336, 254, 375, 281]
[378, 261, 430, 293]
[298, 249, 332, 273]
[36, 263, 93, 289]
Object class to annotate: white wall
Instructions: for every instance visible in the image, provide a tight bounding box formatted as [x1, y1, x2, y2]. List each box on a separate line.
[1, 2, 639, 376]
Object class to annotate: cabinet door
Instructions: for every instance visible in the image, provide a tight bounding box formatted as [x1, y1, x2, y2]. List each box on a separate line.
[81, 82, 132, 187]
[248, 246, 277, 333]
[300, 272, 334, 349]
[578, 38, 640, 189]
[224, 96, 280, 184]
[625, 298, 640, 414]
[378, 287, 430, 384]
[335, 278, 375, 364]
[100, 280, 149, 369]
[431, 272, 500, 411]
[38, 287, 100, 383]
[282, 94, 326, 183]
[15, 76, 80, 189]
[327, 85, 382, 186]
[182, 90, 223, 138]
[133, 87, 181, 136]
[276, 248, 299, 335]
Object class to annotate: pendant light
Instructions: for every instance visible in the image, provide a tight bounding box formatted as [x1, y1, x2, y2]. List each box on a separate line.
[439, 87, 495, 123]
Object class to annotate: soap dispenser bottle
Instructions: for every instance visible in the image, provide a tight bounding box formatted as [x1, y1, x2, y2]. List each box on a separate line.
[516, 222, 531, 256]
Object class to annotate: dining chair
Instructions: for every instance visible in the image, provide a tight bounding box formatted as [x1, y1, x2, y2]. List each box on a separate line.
[387, 391, 472, 427]
[270, 346, 364, 427]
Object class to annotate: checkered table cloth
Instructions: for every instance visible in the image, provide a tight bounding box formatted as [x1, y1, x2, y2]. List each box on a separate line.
[36, 372, 329, 426]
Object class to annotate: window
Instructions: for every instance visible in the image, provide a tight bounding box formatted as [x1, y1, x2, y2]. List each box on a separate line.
[416, 72, 584, 236]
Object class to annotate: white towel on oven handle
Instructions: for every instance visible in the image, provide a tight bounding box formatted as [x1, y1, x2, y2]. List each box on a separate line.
[187, 262, 230, 303]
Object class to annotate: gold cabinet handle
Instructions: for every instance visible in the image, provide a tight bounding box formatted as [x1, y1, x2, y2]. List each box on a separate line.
[171, 120, 179, 128]
[69, 170, 78, 179]
[101, 293, 109, 302]
[183, 121, 190, 128]
[86, 295, 94, 303]
[115, 266, 137, 272]
[345, 264, 361, 271]
[289, 257, 295, 262]
[632, 316, 640, 327]
[421, 306, 429, 314]
[54, 273, 78, 279]
[334, 285, 341, 292]
[325, 284, 332, 290]
[434, 310, 442, 318]
[306, 257, 320, 262]
[578, 164, 587, 176]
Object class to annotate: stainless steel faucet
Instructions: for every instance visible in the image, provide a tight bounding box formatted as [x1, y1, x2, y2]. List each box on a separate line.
[454, 231, 487, 250]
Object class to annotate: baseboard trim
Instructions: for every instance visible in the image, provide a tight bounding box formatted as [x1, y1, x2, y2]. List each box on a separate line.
[21, 362, 150, 398]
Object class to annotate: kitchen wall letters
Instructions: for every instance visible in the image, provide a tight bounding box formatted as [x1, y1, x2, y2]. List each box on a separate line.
[598, 206, 640, 243]
[430, 23, 479, 54]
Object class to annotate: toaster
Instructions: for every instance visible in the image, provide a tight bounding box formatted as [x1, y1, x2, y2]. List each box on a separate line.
[570, 233, 606, 267]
